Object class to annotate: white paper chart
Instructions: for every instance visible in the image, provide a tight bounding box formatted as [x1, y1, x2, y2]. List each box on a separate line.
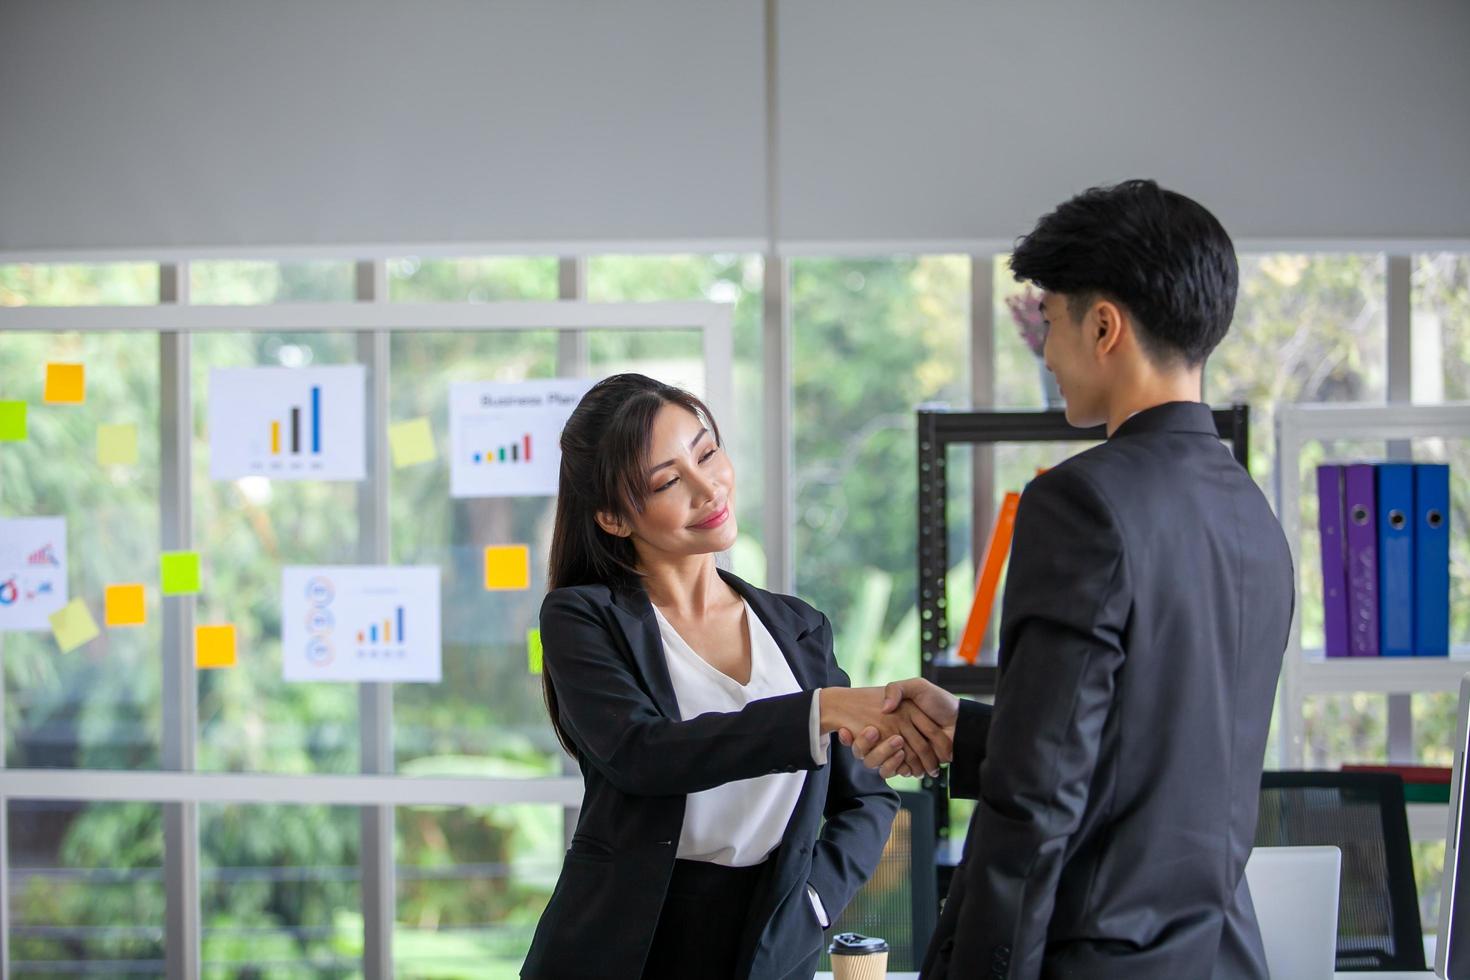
[0, 517, 68, 632]
[209, 366, 366, 481]
[281, 565, 441, 682]
[449, 378, 594, 498]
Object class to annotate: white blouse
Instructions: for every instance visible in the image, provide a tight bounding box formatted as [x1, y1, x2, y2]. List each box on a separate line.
[652, 600, 829, 867]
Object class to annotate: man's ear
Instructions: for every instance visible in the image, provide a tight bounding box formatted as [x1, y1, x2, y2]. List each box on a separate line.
[1091, 299, 1128, 358]
[596, 510, 632, 539]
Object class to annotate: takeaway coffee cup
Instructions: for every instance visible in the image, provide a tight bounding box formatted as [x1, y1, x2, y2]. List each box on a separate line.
[829, 932, 889, 980]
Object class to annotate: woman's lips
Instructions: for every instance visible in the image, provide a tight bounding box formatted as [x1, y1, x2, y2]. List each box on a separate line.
[691, 505, 730, 530]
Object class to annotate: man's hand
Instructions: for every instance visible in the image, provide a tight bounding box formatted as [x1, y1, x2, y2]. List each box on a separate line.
[837, 678, 959, 778]
[820, 686, 953, 776]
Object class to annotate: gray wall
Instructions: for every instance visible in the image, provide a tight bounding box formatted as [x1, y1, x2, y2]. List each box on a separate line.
[3, 0, 1468, 255]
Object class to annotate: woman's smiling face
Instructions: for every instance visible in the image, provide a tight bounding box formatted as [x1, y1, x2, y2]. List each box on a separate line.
[600, 402, 738, 561]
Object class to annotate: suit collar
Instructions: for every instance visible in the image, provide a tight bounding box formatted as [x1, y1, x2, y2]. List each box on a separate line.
[1110, 400, 1217, 440]
[608, 568, 825, 718]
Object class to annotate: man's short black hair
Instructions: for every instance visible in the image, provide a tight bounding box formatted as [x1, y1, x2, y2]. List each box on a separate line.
[1010, 179, 1238, 366]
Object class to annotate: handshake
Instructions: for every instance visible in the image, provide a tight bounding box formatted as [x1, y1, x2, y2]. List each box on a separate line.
[819, 678, 960, 779]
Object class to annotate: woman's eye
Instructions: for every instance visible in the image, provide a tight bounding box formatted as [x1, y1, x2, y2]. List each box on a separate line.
[699, 448, 717, 463]
[653, 477, 678, 493]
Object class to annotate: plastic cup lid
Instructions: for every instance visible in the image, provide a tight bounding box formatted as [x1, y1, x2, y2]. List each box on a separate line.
[828, 932, 890, 954]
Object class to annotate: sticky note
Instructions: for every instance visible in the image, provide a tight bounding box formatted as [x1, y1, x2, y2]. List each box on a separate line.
[104, 583, 147, 627]
[97, 423, 139, 466]
[389, 417, 436, 469]
[161, 551, 202, 595]
[50, 599, 100, 653]
[44, 363, 85, 404]
[484, 544, 531, 591]
[0, 401, 25, 441]
[195, 624, 237, 669]
[527, 628, 544, 675]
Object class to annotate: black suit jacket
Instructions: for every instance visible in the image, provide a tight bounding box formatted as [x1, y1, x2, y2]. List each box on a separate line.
[925, 402, 1294, 980]
[522, 570, 898, 980]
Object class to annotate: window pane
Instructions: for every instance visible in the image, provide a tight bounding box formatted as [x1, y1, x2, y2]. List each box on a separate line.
[189, 261, 357, 304]
[1210, 254, 1387, 492]
[388, 329, 562, 774]
[1414, 253, 1470, 402]
[192, 333, 361, 774]
[2, 332, 162, 769]
[387, 257, 559, 302]
[200, 804, 361, 977]
[0, 263, 159, 307]
[8, 800, 165, 974]
[791, 256, 969, 683]
[394, 804, 562, 976]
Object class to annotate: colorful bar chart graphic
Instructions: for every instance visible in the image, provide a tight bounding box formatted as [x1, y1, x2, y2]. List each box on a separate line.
[358, 606, 406, 647]
[472, 434, 533, 465]
[270, 386, 323, 456]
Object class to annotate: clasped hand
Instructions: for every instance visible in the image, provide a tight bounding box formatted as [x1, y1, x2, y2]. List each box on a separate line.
[820, 678, 958, 778]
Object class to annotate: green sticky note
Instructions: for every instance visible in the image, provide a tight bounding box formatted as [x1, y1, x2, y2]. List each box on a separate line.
[161, 551, 202, 595]
[527, 628, 544, 675]
[389, 417, 436, 469]
[97, 423, 139, 466]
[50, 599, 101, 653]
[0, 401, 26, 441]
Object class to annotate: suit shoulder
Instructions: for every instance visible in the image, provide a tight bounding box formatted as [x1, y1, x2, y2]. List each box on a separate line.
[540, 583, 614, 615]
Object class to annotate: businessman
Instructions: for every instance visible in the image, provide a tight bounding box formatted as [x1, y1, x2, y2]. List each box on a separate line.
[844, 180, 1294, 979]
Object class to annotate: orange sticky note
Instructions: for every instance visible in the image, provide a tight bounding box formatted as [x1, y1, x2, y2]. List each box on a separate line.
[195, 624, 238, 669]
[44, 363, 86, 404]
[484, 545, 531, 591]
[104, 583, 147, 627]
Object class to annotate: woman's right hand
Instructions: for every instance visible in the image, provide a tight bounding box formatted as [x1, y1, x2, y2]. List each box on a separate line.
[819, 685, 953, 777]
[837, 678, 959, 778]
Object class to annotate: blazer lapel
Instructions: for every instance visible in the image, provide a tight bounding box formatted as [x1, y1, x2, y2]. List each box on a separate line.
[608, 586, 684, 721]
[720, 569, 827, 691]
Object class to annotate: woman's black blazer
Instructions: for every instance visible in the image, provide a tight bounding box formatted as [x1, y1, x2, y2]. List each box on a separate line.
[521, 569, 898, 980]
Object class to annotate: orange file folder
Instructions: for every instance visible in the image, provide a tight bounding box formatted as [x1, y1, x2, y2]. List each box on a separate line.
[956, 492, 1021, 664]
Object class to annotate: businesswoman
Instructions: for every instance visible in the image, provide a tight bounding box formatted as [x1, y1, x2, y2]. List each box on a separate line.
[522, 374, 926, 980]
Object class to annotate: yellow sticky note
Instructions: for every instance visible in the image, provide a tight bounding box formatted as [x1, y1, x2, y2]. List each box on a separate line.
[160, 551, 202, 595]
[0, 401, 26, 441]
[484, 544, 531, 591]
[389, 417, 436, 469]
[195, 624, 238, 669]
[104, 583, 147, 627]
[527, 628, 544, 675]
[97, 423, 139, 466]
[44, 363, 86, 404]
[50, 599, 100, 653]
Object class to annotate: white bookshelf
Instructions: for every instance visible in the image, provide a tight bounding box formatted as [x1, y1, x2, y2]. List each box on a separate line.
[1275, 403, 1470, 784]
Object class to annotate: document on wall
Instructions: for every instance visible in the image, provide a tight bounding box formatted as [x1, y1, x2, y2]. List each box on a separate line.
[0, 517, 68, 631]
[208, 366, 367, 481]
[449, 378, 594, 498]
[281, 565, 442, 682]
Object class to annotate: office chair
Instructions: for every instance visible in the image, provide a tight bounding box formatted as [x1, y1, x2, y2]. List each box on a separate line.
[818, 789, 938, 971]
[1256, 770, 1426, 971]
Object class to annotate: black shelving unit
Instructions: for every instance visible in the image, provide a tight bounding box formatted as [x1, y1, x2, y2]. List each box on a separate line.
[916, 405, 1251, 854]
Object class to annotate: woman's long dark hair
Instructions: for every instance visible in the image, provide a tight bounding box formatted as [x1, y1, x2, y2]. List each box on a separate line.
[543, 374, 723, 758]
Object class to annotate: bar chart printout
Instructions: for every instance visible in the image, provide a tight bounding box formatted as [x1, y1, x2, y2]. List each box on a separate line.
[449, 378, 594, 498]
[282, 565, 440, 682]
[209, 366, 366, 481]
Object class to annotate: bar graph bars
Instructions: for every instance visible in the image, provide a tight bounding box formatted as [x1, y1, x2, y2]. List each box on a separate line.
[269, 385, 323, 456]
[358, 605, 405, 647]
[472, 433, 532, 465]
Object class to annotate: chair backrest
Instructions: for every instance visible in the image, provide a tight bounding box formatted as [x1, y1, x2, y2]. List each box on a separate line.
[818, 789, 937, 972]
[1245, 845, 1342, 980]
[1256, 770, 1426, 970]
